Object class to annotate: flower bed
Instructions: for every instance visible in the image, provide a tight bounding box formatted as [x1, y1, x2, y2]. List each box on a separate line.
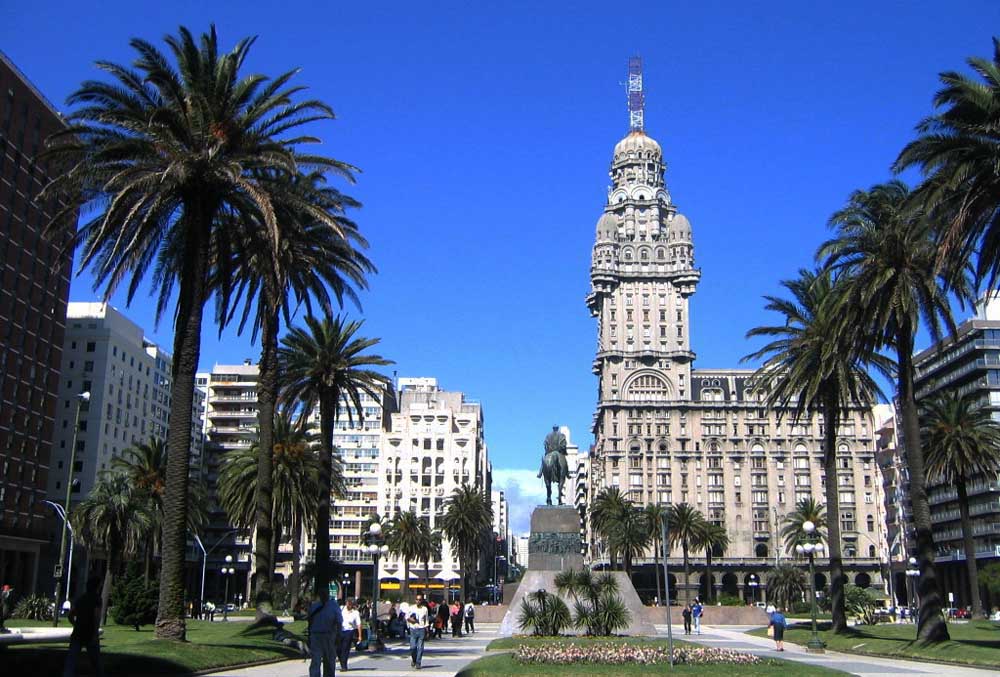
[514, 643, 763, 666]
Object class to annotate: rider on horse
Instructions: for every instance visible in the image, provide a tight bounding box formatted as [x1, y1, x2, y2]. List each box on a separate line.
[538, 425, 569, 505]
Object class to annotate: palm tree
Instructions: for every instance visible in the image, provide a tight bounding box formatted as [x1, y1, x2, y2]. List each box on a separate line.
[71, 472, 154, 625]
[43, 26, 344, 640]
[745, 267, 890, 633]
[768, 565, 808, 612]
[590, 487, 630, 570]
[781, 498, 828, 554]
[820, 180, 970, 642]
[385, 511, 424, 601]
[695, 522, 730, 603]
[440, 485, 493, 600]
[920, 390, 1000, 619]
[417, 522, 442, 600]
[279, 314, 392, 596]
[607, 505, 649, 581]
[111, 437, 208, 581]
[666, 503, 707, 604]
[217, 409, 328, 610]
[643, 503, 668, 605]
[894, 38, 1000, 287]
[222, 170, 372, 615]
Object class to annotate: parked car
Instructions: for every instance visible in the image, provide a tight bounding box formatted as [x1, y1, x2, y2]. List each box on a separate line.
[225, 603, 236, 612]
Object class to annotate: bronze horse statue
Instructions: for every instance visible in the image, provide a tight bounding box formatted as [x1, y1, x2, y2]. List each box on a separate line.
[538, 425, 570, 505]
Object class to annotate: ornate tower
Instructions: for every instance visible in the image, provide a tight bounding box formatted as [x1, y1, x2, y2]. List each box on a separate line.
[586, 58, 700, 495]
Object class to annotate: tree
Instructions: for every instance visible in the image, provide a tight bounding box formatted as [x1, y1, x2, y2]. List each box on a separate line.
[695, 522, 730, 603]
[607, 505, 649, 581]
[222, 169, 372, 617]
[643, 503, 669, 605]
[590, 487, 630, 570]
[44, 25, 343, 640]
[820, 180, 970, 642]
[71, 472, 153, 625]
[666, 503, 707, 604]
[920, 390, 1000, 619]
[745, 267, 890, 633]
[843, 584, 879, 625]
[555, 568, 631, 636]
[385, 511, 423, 602]
[440, 485, 493, 600]
[111, 563, 159, 630]
[216, 409, 327, 612]
[279, 314, 392, 596]
[895, 38, 1000, 287]
[517, 590, 572, 637]
[767, 565, 807, 612]
[981, 562, 1000, 598]
[781, 498, 827, 554]
[416, 522, 442, 601]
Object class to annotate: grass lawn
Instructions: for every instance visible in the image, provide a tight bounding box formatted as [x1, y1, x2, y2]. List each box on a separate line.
[3, 618, 307, 675]
[747, 619, 1000, 669]
[458, 637, 847, 676]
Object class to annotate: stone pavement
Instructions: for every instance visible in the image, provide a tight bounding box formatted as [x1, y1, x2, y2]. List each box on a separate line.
[205, 623, 497, 677]
[671, 624, 999, 677]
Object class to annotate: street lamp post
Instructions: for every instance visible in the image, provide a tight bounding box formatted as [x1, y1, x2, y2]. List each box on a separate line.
[53, 391, 90, 627]
[222, 556, 234, 621]
[43, 500, 74, 614]
[795, 520, 825, 653]
[364, 522, 389, 651]
[905, 556, 920, 623]
[748, 574, 759, 606]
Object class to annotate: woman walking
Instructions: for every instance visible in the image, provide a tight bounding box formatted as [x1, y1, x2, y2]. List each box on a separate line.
[766, 605, 786, 652]
[434, 601, 448, 639]
[682, 604, 692, 635]
[450, 600, 463, 637]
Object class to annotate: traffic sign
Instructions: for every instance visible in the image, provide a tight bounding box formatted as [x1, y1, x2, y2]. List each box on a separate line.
[53, 563, 63, 579]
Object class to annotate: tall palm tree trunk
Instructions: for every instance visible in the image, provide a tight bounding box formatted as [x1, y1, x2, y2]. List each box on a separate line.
[314, 393, 336, 597]
[956, 477, 985, 618]
[289, 514, 302, 612]
[403, 559, 410, 602]
[653, 535, 663, 605]
[252, 306, 279, 619]
[683, 543, 691, 604]
[704, 552, 714, 603]
[897, 331, 950, 642]
[822, 391, 847, 633]
[156, 219, 210, 641]
[424, 559, 431, 602]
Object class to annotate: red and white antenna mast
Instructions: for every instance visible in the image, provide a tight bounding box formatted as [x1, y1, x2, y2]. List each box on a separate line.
[627, 56, 644, 132]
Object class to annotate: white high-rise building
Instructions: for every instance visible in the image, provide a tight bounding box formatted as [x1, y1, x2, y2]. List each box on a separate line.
[376, 378, 491, 594]
[49, 303, 202, 500]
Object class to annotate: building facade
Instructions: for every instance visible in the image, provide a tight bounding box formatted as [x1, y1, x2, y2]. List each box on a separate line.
[586, 115, 886, 602]
[911, 293, 1000, 609]
[0, 52, 76, 594]
[376, 377, 491, 596]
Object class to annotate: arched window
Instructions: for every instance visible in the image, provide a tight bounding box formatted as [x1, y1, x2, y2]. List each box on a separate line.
[755, 543, 768, 558]
[656, 247, 666, 260]
[625, 374, 671, 401]
[866, 515, 874, 532]
[640, 249, 649, 261]
[868, 545, 876, 558]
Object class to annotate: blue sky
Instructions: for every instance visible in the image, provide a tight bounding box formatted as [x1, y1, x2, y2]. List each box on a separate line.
[4, 1, 999, 532]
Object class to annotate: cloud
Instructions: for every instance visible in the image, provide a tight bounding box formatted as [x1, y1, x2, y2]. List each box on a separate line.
[493, 467, 546, 536]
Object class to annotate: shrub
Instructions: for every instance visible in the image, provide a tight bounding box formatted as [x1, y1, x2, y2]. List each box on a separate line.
[514, 644, 765, 665]
[717, 594, 743, 606]
[518, 590, 572, 636]
[13, 594, 53, 621]
[844, 584, 878, 625]
[791, 600, 812, 614]
[111, 565, 158, 630]
[555, 568, 631, 636]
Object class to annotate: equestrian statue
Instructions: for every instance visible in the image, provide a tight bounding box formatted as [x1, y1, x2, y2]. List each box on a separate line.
[537, 425, 569, 505]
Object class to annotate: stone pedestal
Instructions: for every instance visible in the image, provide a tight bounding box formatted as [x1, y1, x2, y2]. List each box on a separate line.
[499, 505, 655, 637]
[528, 505, 584, 571]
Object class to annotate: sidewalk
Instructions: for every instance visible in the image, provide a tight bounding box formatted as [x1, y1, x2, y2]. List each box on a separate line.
[204, 623, 496, 677]
[671, 624, 999, 677]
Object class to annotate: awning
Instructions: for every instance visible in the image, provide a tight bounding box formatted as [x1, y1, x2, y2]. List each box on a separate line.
[435, 569, 460, 581]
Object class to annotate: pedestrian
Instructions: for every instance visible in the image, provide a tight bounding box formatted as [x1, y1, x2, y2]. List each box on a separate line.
[63, 576, 104, 677]
[307, 590, 342, 677]
[692, 598, 704, 635]
[449, 600, 463, 637]
[681, 604, 692, 635]
[434, 601, 448, 639]
[463, 599, 475, 634]
[205, 600, 216, 622]
[337, 597, 363, 671]
[407, 596, 428, 669]
[0, 584, 13, 633]
[766, 605, 786, 652]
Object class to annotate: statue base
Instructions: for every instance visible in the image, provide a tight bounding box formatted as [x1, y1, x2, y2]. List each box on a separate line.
[498, 505, 655, 637]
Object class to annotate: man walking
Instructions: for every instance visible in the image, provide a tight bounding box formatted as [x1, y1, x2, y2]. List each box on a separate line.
[308, 590, 342, 677]
[463, 599, 475, 634]
[63, 576, 104, 677]
[407, 596, 428, 670]
[692, 598, 704, 635]
[337, 597, 363, 671]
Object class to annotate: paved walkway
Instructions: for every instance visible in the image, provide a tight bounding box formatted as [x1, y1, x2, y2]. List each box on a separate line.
[670, 624, 999, 677]
[205, 623, 497, 677]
